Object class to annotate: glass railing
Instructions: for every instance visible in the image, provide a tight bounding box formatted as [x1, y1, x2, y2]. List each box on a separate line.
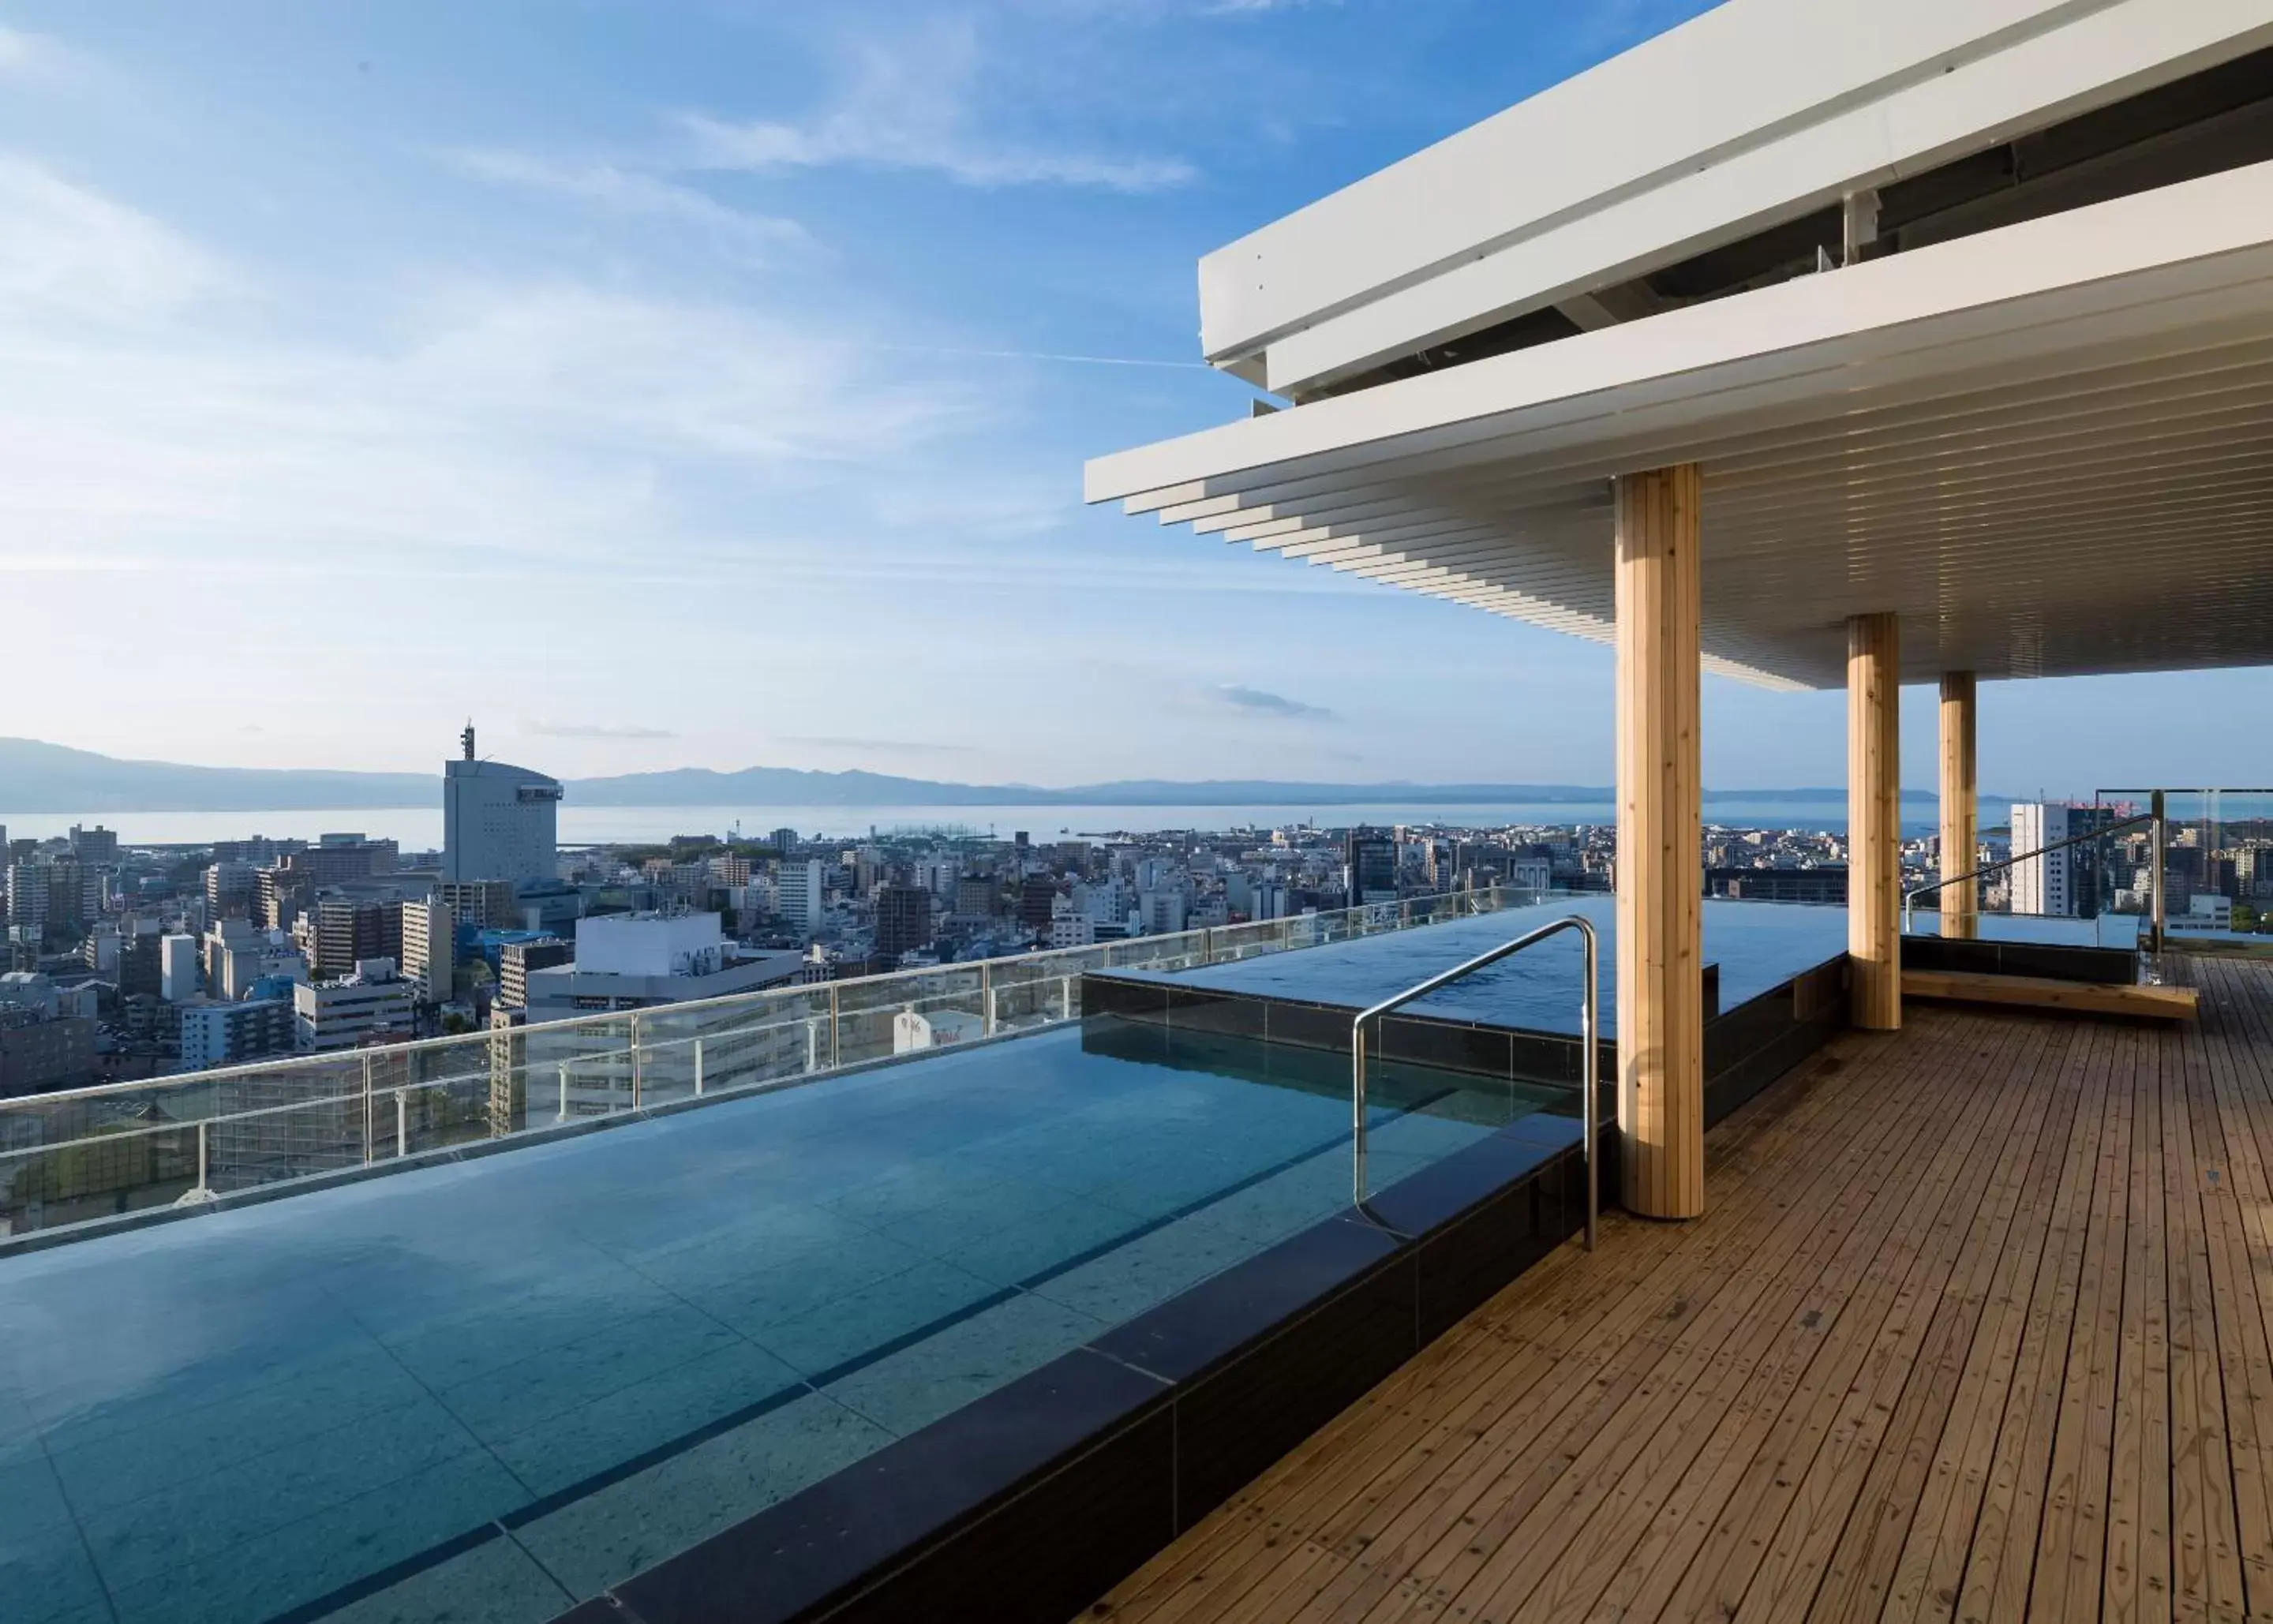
[1903, 807, 2155, 952]
[0, 885, 1557, 1243]
[2096, 788, 2273, 953]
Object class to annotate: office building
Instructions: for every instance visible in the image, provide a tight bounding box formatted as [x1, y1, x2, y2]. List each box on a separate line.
[874, 884, 934, 964]
[2010, 803, 2118, 918]
[1345, 829, 1399, 904]
[68, 825, 119, 864]
[204, 861, 257, 921]
[398, 898, 452, 1002]
[275, 836, 399, 892]
[308, 899, 403, 983]
[178, 998, 297, 1070]
[1017, 876, 1058, 930]
[1139, 889, 1189, 936]
[435, 879, 518, 929]
[953, 875, 998, 921]
[496, 936, 572, 1010]
[442, 724, 562, 886]
[0, 1007, 95, 1096]
[257, 867, 313, 933]
[294, 962, 416, 1052]
[777, 859, 825, 934]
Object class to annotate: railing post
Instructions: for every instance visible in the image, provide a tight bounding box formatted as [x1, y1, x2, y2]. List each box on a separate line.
[395, 1090, 407, 1159]
[557, 1062, 570, 1121]
[693, 1037, 705, 1097]
[1060, 974, 1073, 1021]
[1581, 922, 1598, 1252]
[361, 1053, 374, 1167]
[2150, 789, 2167, 955]
[197, 1120, 210, 1196]
[629, 1011, 643, 1111]
[982, 964, 996, 1035]
[1351, 1020, 1369, 1205]
[1201, 927, 1215, 966]
[806, 1017, 821, 1073]
[829, 984, 841, 1069]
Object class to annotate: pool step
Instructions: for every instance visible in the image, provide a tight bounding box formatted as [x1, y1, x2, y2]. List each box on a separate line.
[1902, 968, 2199, 1021]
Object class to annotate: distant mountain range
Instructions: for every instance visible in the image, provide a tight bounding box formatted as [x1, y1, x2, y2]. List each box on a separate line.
[0, 738, 2012, 814]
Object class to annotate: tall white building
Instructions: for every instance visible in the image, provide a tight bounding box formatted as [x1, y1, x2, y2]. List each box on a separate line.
[776, 859, 824, 934]
[2008, 803, 2116, 919]
[442, 725, 562, 886]
[159, 933, 200, 1001]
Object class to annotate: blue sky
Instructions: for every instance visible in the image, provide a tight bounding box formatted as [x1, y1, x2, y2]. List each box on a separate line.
[0, 0, 2253, 799]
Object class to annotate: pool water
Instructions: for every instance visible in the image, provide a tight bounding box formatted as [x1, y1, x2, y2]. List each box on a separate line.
[1115, 895, 1850, 1034]
[0, 1017, 1556, 1624]
[1117, 897, 2140, 1035]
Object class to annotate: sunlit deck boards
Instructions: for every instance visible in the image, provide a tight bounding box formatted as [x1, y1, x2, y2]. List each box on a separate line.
[1081, 955, 2273, 1624]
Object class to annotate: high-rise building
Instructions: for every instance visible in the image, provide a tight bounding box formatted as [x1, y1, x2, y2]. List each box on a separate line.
[435, 879, 518, 929]
[398, 898, 452, 1002]
[1017, 876, 1058, 930]
[953, 875, 998, 920]
[68, 825, 119, 864]
[496, 937, 572, 1009]
[1345, 828, 1399, 904]
[442, 724, 562, 886]
[7, 859, 86, 944]
[2009, 803, 2118, 918]
[777, 859, 825, 934]
[281, 835, 398, 885]
[309, 899, 403, 983]
[204, 861, 257, 921]
[874, 885, 934, 964]
[159, 933, 199, 1001]
[258, 867, 313, 933]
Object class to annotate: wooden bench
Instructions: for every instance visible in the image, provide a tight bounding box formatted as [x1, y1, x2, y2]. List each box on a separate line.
[1901, 967, 2199, 1020]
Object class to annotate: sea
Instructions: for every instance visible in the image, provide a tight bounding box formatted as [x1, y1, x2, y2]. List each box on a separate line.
[0, 799, 1942, 848]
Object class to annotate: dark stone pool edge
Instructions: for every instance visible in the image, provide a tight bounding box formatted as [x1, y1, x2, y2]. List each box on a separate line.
[571, 1114, 1605, 1624]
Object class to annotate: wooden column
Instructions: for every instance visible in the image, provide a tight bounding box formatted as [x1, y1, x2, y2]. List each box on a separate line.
[1614, 464, 1704, 1220]
[1848, 612, 1902, 1029]
[1938, 672, 1978, 941]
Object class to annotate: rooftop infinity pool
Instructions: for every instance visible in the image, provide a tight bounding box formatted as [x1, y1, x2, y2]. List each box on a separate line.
[0, 1016, 1558, 1624]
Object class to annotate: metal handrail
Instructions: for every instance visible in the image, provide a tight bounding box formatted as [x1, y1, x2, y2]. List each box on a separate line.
[1350, 915, 1599, 1251]
[1900, 811, 2155, 934]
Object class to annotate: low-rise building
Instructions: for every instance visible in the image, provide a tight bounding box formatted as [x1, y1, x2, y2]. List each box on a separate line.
[293, 960, 416, 1052]
[178, 997, 297, 1070]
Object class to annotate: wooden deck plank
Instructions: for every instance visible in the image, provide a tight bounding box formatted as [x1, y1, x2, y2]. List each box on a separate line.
[1103, 1038, 1893, 1624]
[1082, 956, 2273, 1624]
[1874, 1020, 2090, 1624]
[1128, 1031, 1927, 1624]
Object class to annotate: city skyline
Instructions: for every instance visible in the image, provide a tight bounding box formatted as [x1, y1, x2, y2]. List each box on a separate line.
[2, 2, 2261, 794]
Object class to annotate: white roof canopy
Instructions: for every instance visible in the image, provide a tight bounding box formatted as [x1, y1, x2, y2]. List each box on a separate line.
[1089, 161, 2273, 691]
[1202, 0, 2273, 398]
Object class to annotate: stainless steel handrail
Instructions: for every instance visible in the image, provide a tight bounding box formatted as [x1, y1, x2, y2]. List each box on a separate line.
[1900, 811, 2155, 933]
[1350, 915, 1599, 1251]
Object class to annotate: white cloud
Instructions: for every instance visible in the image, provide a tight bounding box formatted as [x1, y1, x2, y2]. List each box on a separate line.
[0, 155, 224, 325]
[440, 149, 812, 264]
[680, 18, 1194, 193]
[0, 155, 983, 584]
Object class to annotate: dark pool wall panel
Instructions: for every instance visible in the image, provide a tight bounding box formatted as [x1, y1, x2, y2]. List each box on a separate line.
[1900, 934, 2136, 986]
[571, 1121, 1598, 1624]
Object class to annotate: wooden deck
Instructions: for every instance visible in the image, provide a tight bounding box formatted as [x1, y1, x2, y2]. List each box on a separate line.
[1083, 954, 2273, 1624]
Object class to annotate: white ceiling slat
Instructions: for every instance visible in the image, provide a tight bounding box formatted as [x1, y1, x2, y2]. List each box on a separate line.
[1088, 163, 2273, 691]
